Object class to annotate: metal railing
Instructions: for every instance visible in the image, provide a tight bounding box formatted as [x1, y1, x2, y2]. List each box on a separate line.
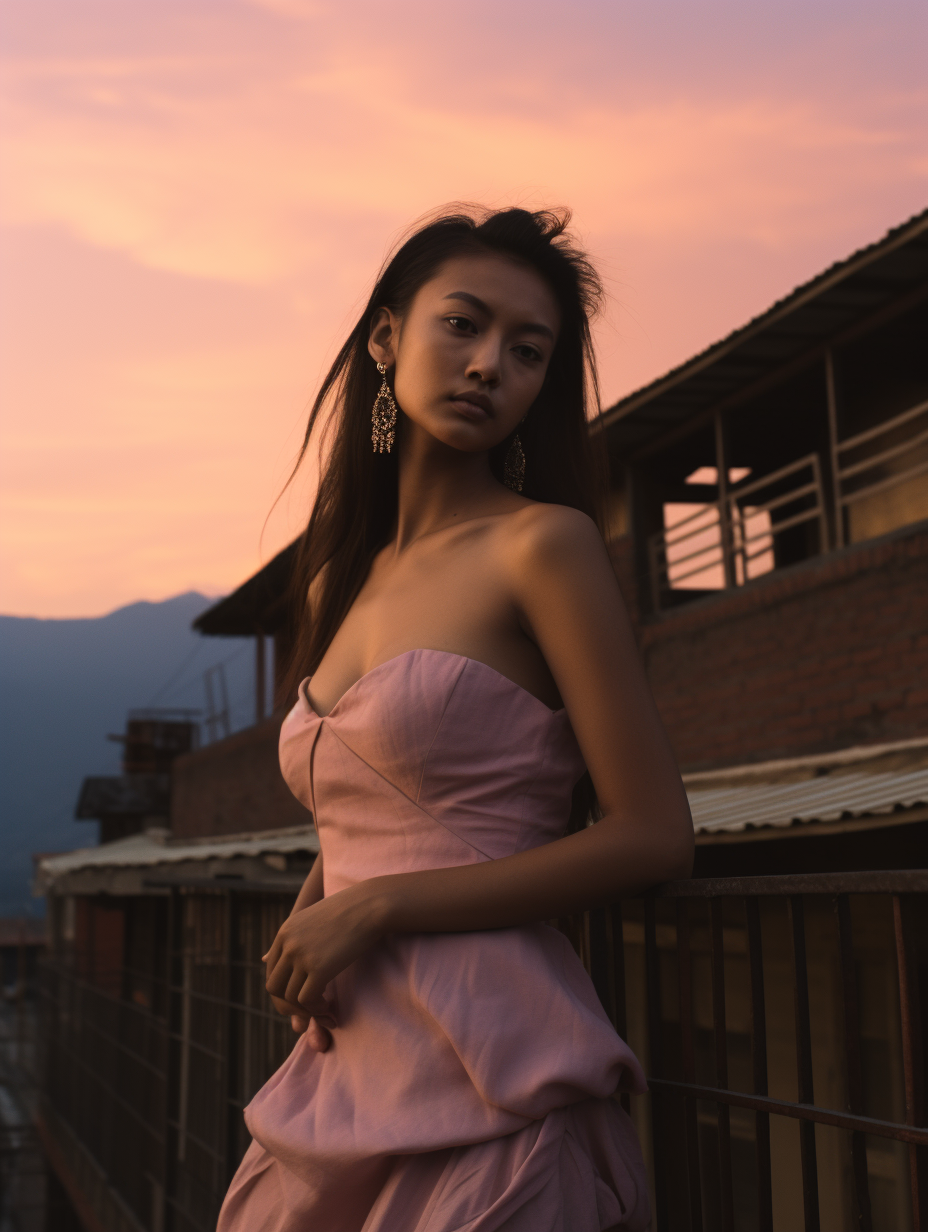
[649, 455, 827, 611]
[834, 398, 928, 540]
[40, 888, 296, 1232]
[38, 872, 927, 1232]
[584, 870, 927, 1232]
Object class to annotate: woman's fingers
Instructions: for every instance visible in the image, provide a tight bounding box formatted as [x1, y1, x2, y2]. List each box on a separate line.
[283, 966, 309, 1006]
[265, 949, 296, 998]
[262, 933, 283, 969]
[274, 962, 326, 1016]
[270, 993, 300, 1019]
[291, 1014, 309, 1035]
[297, 973, 329, 1011]
[306, 1019, 332, 1053]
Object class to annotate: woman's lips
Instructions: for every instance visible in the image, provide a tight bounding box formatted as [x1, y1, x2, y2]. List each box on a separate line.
[449, 397, 491, 423]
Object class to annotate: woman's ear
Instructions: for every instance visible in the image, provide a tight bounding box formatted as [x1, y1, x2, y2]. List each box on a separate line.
[368, 307, 398, 367]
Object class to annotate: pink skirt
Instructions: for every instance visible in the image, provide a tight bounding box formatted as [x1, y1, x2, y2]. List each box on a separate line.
[219, 1095, 648, 1231]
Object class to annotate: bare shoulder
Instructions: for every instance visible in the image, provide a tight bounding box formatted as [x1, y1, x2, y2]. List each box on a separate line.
[491, 501, 609, 576]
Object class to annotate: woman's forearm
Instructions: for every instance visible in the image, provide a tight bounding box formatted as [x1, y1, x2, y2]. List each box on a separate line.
[364, 811, 693, 937]
[291, 852, 324, 915]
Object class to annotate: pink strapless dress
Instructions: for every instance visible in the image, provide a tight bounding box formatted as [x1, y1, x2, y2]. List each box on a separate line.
[218, 649, 650, 1232]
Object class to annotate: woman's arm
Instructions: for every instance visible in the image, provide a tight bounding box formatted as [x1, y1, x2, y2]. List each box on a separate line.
[265, 508, 693, 1013]
[291, 852, 324, 915]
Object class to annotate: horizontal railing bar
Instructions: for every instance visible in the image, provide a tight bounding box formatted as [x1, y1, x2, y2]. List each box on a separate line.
[727, 453, 819, 500]
[666, 558, 726, 588]
[647, 870, 928, 896]
[164, 1117, 226, 1166]
[836, 398, 928, 453]
[653, 460, 823, 582]
[647, 1078, 928, 1144]
[839, 457, 928, 507]
[659, 502, 723, 537]
[166, 988, 284, 1023]
[662, 536, 723, 568]
[736, 503, 821, 545]
[655, 529, 719, 564]
[665, 561, 724, 589]
[44, 1043, 166, 1143]
[42, 971, 294, 1031]
[756, 503, 822, 536]
[741, 542, 775, 566]
[167, 1033, 225, 1065]
[56, 1009, 168, 1080]
[838, 423, 928, 481]
[735, 481, 819, 517]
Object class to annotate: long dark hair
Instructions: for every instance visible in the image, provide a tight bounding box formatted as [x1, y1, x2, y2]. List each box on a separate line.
[281, 204, 607, 697]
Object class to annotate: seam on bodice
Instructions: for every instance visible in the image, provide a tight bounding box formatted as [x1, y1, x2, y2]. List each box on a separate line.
[321, 722, 496, 860]
[304, 720, 324, 821]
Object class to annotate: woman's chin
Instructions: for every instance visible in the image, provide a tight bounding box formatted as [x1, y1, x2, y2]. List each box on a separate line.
[420, 413, 510, 455]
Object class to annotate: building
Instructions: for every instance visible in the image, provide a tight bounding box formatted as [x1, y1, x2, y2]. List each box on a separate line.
[33, 210, 928, 1232]
[75, 712, 199, 844]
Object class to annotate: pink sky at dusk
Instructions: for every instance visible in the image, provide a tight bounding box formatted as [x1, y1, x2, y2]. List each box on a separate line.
[1, 0, 925, 616]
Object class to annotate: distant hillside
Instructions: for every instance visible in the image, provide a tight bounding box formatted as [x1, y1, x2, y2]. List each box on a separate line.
[0, 594, 253, 918]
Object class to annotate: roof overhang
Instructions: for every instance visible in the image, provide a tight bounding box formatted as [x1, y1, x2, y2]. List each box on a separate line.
[194, 541, 297, 637]
[36, 824, 319, 896]
[599, 208, 928, 458]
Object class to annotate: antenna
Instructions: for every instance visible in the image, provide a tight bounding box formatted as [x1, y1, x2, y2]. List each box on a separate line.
[203, 664, 231, 743]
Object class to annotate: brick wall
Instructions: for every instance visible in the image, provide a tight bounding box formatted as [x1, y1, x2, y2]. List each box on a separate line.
[171, 714, 312, 839]
[620, 520, 928, 771]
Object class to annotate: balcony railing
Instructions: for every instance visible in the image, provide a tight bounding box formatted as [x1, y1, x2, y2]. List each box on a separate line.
[834, 398, 928, 546]
[582, 870, 927, 1232]
[649, 455, 827, 612]
[38, 871, 927, 1232]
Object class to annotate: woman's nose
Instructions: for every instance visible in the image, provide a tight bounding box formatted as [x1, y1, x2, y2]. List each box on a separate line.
[465, 338, 502, 385]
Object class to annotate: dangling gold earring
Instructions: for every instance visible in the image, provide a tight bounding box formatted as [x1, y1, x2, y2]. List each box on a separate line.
[372, 361, 398, 453]
[504, 433, 525, 492]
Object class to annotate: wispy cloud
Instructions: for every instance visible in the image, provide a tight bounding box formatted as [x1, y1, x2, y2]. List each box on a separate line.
[1, 0, 925, 614]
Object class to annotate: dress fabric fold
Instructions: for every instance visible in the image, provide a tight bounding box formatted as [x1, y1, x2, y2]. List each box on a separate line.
[218, 648, 650, 1232]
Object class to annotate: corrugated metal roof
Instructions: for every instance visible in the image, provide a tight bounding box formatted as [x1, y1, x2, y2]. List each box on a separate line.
[687, 766, 928, 835]
[38, 825, 319, 881]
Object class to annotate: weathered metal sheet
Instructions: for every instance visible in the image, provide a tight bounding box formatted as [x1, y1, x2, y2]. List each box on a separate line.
[687, 766, 928, 833]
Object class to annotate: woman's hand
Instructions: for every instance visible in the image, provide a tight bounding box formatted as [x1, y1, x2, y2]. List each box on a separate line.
[263, 884, 386, 1046]
[268, 995, 335, 1051]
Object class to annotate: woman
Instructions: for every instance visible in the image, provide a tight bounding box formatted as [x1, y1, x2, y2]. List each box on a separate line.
[218, 206, 693, 1232]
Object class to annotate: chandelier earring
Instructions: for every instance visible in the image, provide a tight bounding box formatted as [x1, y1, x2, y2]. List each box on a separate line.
[503, 432, 526, 493]
[372, 361, 398, 453]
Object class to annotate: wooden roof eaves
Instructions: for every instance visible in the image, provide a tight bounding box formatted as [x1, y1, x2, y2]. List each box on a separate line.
[598, 208, 928, 432]
[614, 272, 928, 464]
[193, 540, 298, 637]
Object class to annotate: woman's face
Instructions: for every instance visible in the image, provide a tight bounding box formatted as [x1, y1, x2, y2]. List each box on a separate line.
[369, 252, 561, 454]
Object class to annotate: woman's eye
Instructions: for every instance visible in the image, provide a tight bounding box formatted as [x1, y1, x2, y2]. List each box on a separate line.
[446, 316, 475, 334]
[513, 344, 542, 362]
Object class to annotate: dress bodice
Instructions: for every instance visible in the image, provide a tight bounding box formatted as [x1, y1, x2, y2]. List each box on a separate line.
[279, 648, 587, 894]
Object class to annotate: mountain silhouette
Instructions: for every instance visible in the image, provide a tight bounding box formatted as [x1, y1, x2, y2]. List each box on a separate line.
[0, 593, 254, 917]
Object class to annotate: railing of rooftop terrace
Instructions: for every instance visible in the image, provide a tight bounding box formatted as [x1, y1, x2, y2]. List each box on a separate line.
[647, 454, 828, 611]
[579, 870, 928, 1232]
[38, 871, 927, 1232]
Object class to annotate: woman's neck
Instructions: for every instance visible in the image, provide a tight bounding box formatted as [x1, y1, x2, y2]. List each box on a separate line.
[391, 421, 513, 554]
